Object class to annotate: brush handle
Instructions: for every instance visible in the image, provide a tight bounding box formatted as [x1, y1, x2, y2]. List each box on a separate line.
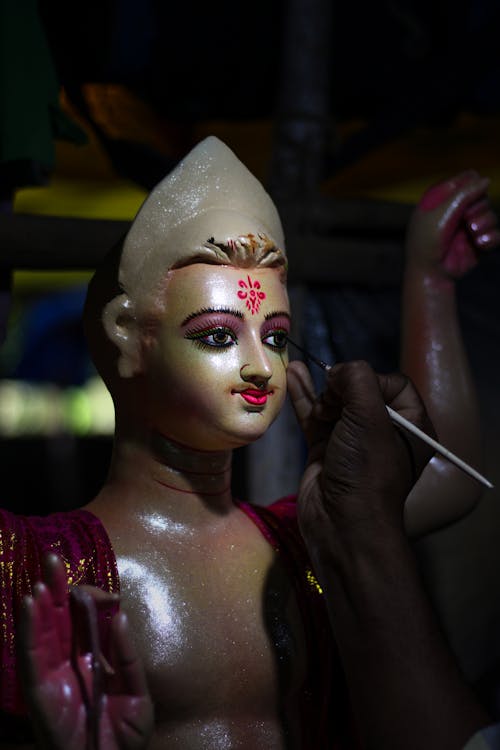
[386, 406, 493, 489]
[287, 338, 493, 488]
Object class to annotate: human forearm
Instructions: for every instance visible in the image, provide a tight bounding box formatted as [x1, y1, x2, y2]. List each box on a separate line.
[290, 360, 490, 749]
[309, 527, 490, 750]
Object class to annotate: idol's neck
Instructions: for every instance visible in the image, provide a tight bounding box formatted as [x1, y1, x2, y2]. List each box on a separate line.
[149, 429, 233, 501]
[96, 420, 235, 522]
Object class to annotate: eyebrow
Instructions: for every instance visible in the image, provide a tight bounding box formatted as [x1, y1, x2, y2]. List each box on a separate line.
[264, 310, 291, 322]
[181, 307, 244, 326]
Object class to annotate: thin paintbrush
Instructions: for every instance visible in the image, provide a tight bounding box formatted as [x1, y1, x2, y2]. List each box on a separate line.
[287, 338, 494, 490]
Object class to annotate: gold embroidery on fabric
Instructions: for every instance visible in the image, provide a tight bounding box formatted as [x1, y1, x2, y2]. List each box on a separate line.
[306, 568, 323, 595]
[0, 558, 15, 654]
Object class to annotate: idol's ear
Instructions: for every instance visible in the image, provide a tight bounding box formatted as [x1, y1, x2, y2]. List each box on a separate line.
[102, 293, 143, 378]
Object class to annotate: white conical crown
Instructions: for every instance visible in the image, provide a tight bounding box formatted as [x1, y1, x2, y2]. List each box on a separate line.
[119, 136, 285, 299]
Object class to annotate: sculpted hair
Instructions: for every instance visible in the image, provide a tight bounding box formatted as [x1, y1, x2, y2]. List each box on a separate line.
[141, 231, 287, 317]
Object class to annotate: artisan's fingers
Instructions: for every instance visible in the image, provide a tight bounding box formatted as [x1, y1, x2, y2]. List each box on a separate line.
[377, 372, 434, 433]
[377, 372, 436, 481]
[287, 360, 338, 463]
[317, 362, 393, 468]
[320, 361, 388, 423]
[287, 360, 317, 433]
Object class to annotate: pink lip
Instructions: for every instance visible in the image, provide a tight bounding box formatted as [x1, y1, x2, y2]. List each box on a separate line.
[235, 389, 271, 405]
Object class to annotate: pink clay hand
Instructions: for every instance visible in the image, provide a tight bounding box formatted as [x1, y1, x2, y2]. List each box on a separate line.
[406, 170, 500, 279]
[19, 554, 153, 750]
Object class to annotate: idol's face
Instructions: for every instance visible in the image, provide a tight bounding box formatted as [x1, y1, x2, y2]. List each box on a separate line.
[144, 264, 290, 450]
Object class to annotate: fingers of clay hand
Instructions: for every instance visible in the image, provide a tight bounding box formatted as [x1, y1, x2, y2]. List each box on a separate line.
[74, 584, 120, 607]
[107, 611, 155, 746]
[437, 176, 491, 238]
[70, 588, 118, 683]
[109, 611, 149, 697]
[464, 197, 492, 221]
[20, 595, 47, 685]
[442, 232, 478, 277]
[70, 588, 101, 664]
[32, 582, 66, 669]
[40, 554, 73, 658]
[418, 170, 481, 212]
[473, 228, 500, 249]
[42, 554, 69, 608]
[464, 199, 500, 249]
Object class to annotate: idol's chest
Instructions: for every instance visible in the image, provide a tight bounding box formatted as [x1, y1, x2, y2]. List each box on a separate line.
[114, 532, 307, 724]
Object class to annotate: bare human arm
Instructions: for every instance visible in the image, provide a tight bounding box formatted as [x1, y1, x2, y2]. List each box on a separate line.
[401, 170, 500, 537]
[19, 554, 153, 750]
[288, 359, 491, 750]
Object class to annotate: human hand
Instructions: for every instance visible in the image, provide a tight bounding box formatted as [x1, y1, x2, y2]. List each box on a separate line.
[19, 554, 153, 750]
[287, 360, 434, 550]
[406, 170, 500, 279]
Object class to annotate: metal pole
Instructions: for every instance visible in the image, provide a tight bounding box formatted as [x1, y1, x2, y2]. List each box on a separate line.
[269, 0, 333, 199]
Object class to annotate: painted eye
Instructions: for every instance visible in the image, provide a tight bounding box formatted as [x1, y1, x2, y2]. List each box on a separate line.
[185, 326, 237, 349]
[205, 329, 235, 347]
[262, 329, 288, 351]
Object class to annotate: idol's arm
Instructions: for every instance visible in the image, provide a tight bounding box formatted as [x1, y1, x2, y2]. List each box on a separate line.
[288, 359, 491, 750]
[400, 171, 499, 537]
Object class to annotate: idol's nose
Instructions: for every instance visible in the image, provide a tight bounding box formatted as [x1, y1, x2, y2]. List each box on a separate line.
[239, 342, 273, 388]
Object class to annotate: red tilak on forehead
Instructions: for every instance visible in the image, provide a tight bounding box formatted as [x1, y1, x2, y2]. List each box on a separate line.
[237, 275, 266, 314]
